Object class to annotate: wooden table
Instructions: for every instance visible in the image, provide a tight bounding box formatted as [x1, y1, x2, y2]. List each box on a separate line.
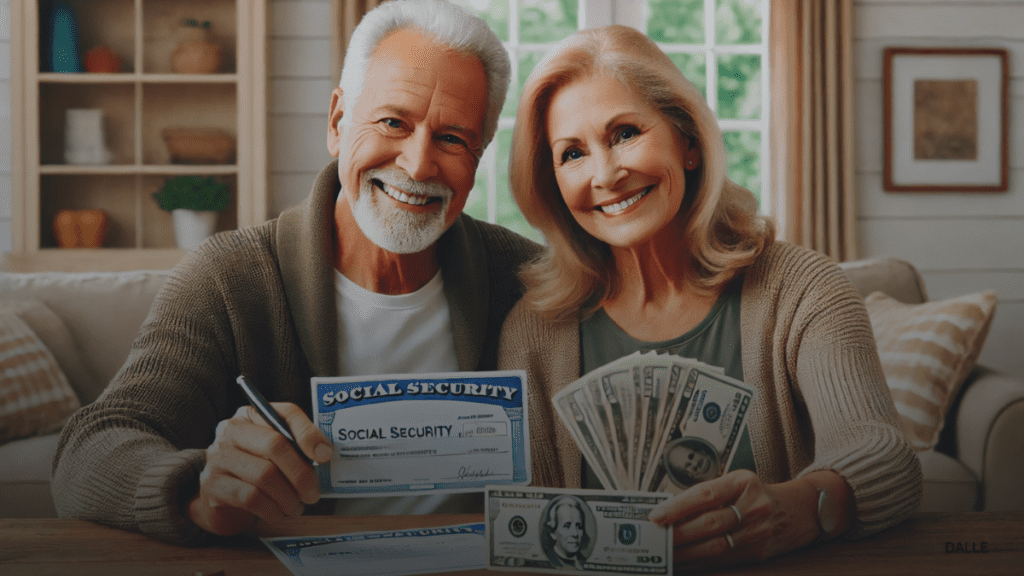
[1, 512, 1022, 575]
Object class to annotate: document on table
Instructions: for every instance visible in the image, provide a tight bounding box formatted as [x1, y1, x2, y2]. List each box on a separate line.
[486, 486, 673, 575]
[312, 370, 530, 497]
[261, 523, 488, 576]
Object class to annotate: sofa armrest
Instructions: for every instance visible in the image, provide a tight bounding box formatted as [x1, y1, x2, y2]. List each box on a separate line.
[954, 366, 1024, 511]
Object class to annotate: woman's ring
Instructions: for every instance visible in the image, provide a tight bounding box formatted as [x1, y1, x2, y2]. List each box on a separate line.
[727, 504, 743, 526]
[724, 533, 735, 549]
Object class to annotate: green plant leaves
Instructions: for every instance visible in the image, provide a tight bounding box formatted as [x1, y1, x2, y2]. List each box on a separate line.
[154, 175, 229, 211]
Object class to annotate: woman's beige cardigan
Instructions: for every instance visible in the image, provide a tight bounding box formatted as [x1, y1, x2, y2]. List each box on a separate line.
[497, 241, 922, 539]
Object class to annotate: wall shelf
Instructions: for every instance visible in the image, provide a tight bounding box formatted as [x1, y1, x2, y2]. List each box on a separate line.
[6, 0, 267, 272]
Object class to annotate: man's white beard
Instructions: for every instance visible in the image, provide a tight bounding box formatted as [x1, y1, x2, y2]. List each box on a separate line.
[350, 167, 454, 254]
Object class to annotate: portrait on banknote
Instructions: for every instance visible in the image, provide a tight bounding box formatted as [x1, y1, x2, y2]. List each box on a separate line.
[539, 495, 595, 569]
[662, 436, 720, 488]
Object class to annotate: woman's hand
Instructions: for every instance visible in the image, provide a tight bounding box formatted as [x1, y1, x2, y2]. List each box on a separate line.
[648, 469, 847, 570]
[186, 403, 334, 536]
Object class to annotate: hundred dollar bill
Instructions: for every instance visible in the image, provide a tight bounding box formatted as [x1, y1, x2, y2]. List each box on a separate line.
[652, 367, 753, 492]
[639, 359, 691, 492]
[591, 352, 647, 486]
[634, 358, 669, 491]
[553, 392, 619, 490]
[486, 486, 672, 575]
[581, 377, 626, 485]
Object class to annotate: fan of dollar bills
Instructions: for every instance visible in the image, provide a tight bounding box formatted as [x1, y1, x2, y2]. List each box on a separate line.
[552, 352, 755, 493]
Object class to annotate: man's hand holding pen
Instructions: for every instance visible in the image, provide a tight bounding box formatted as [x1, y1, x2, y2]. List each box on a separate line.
[186, 396, 334, 536]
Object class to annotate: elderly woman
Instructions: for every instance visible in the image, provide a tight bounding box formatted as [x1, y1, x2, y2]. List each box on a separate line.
[497, 25, 921, 568]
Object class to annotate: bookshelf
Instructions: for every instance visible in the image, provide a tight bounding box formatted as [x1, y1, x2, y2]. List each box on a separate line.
[6, 0, 267, 272]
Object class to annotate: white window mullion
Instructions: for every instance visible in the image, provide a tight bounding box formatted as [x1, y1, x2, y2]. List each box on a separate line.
[718, 119, 763, 132]
[607, 0, 643, 31]
[705, 0, 717, 114]
[583, 0, 615, 29]
[510, 0, 520, 45]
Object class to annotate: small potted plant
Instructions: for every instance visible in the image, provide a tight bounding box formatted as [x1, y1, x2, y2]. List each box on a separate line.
[154, 175, 229, 250]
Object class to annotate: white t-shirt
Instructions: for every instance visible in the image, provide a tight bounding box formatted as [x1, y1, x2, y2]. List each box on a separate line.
[331, 270, 481, 515]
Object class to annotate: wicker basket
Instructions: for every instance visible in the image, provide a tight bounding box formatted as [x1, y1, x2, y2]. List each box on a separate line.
[162, 127, 236, 165]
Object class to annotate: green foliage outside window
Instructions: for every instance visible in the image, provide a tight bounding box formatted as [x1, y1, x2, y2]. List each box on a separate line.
[723, 131, 761, 204]
[502, 52, 546, 119]
[716, 0, 762, 44]
[717, 54, 761, 120]
[668, 53, 707, 97]
[519, 0, 578, 43]
[493, 128, 540, 241]
[648, 0, 704, 44]
[451, 0, 511, 42]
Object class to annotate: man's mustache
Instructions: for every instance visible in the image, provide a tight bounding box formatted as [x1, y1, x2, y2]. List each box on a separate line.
[365, 168, 453, 201]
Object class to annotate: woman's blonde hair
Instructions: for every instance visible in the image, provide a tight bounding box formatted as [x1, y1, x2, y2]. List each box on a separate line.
[511, 25, 775, 321]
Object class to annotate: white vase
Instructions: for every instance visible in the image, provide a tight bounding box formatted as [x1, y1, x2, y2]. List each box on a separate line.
[171, 209, 218, 250]
[64, 108, 112, 165]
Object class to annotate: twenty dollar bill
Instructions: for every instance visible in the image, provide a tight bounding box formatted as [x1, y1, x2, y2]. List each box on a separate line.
[486, 486, 672, 575]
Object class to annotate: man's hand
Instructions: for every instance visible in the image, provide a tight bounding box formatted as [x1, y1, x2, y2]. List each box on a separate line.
[187, 403, 334, 536]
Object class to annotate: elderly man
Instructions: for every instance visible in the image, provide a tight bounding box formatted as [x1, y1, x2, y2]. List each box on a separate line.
[52, 0, 539, 545]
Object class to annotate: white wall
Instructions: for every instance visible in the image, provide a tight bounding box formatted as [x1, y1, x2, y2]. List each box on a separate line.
[854, 0, 1024, 381]
[2, 0, 1021, 379]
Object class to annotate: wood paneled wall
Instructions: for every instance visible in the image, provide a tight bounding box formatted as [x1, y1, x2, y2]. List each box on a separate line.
[267, 0, 336, 216]
[854, 0, 1024, 380]
[1, 0, 13, 254]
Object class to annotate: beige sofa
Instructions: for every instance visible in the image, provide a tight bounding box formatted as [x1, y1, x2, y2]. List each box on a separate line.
[1, 257, 1022, 518]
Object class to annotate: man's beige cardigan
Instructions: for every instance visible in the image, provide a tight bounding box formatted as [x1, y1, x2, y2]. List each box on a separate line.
[52, 162, 541, 545]
[497, 241, 922, 540]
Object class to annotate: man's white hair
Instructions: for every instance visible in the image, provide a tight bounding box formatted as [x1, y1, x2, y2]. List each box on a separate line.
[340, 0, 511, 149]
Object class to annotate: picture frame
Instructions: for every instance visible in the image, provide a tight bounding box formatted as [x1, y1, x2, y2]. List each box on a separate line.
[883, 47, 1009, 192]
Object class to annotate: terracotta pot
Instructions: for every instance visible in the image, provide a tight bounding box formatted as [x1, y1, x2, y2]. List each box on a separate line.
[171, 26, 223, 74]
[84, 45, 121, 73]
[54, 209, 108, 248]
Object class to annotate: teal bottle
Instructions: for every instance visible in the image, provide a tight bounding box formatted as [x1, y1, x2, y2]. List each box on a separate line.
[50, 1, 84, 73]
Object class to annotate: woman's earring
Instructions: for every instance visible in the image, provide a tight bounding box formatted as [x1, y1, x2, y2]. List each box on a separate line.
[687, 160, 694, 168]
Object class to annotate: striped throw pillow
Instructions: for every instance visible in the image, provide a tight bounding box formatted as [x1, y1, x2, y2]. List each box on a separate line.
[0, 311, 82, 442]
[864, 290, 997, 451]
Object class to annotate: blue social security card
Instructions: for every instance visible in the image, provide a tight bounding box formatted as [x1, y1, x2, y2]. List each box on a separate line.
[311, 371, 530, 496]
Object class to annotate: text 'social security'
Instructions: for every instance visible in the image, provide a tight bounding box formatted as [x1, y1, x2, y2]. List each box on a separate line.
[321, 381, 519, 407]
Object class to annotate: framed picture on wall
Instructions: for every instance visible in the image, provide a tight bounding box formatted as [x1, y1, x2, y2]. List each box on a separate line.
[883, 47, 1009, 192]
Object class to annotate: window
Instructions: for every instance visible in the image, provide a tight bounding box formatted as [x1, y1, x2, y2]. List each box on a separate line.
[449, 0, 769, 243]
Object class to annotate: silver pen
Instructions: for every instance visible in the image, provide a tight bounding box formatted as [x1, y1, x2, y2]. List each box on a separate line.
[235, 375, 315, 465]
